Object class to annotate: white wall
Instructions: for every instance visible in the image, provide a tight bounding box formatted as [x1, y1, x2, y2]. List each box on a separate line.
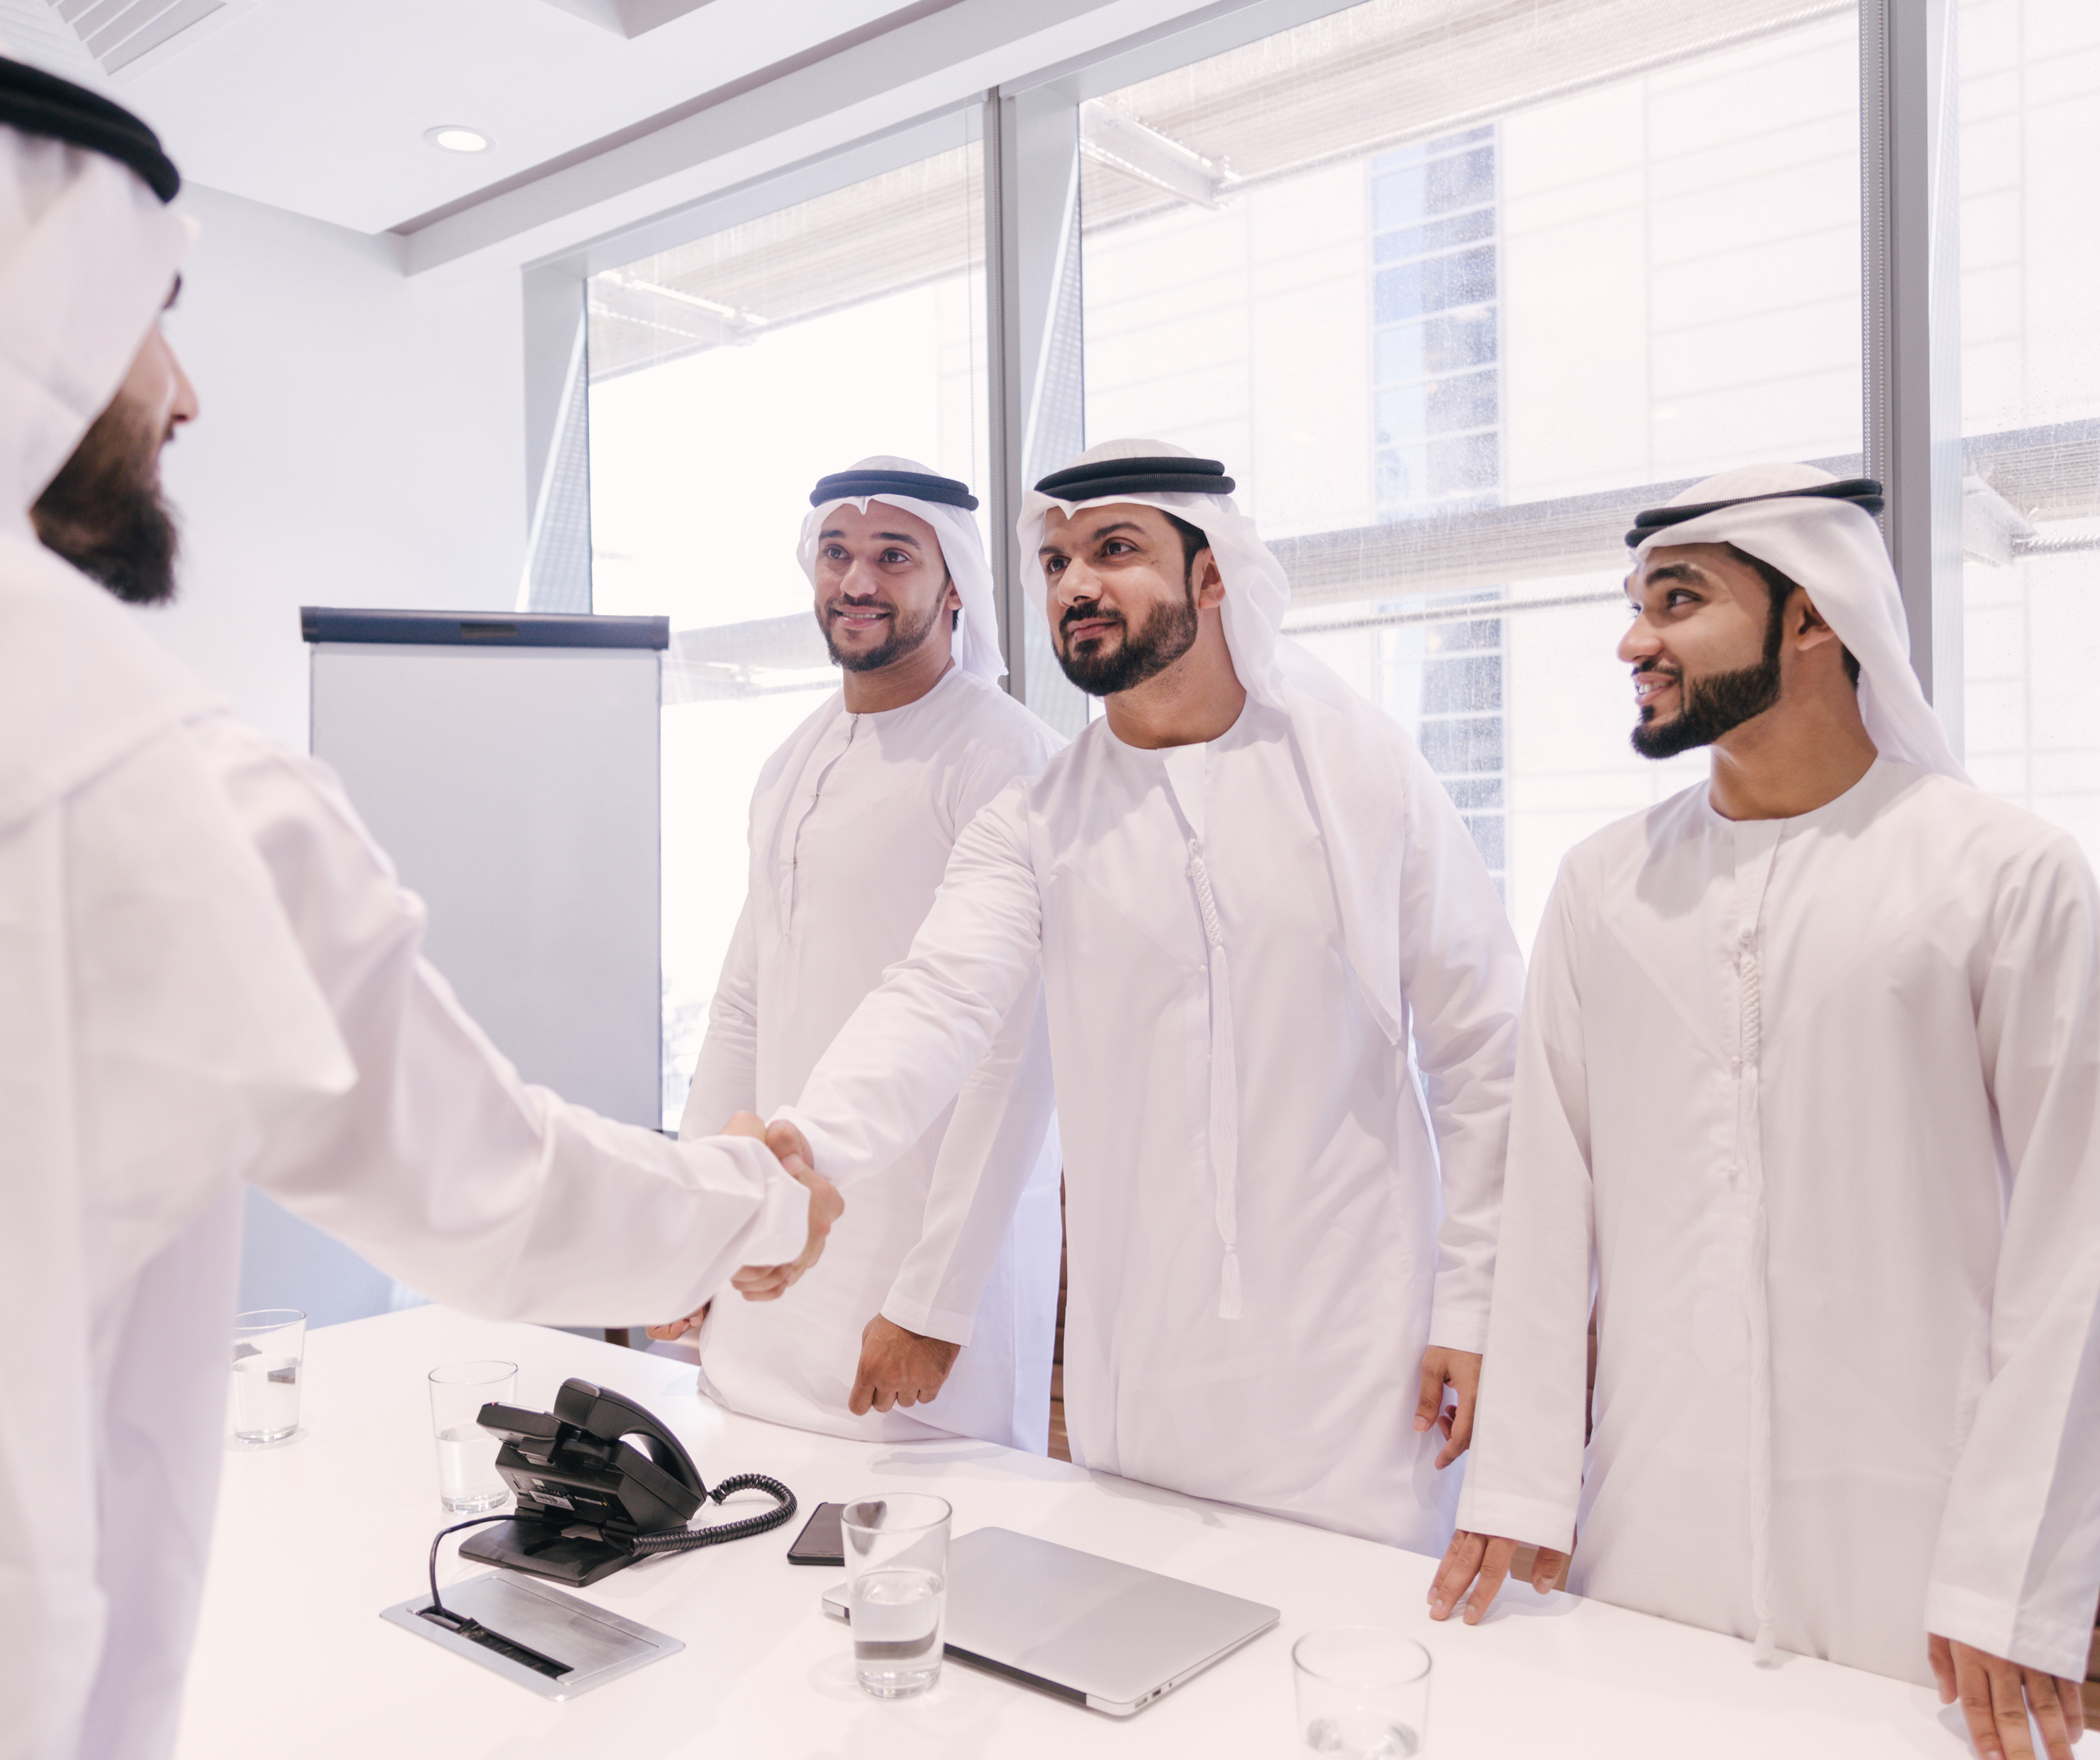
[117, 184, 528, 1325]
[138, 183, 525, 750]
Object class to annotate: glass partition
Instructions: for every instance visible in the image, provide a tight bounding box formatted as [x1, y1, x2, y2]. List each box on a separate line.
[585, 124, 987, 1123]
[1079, 0, 1863, 943]
[1956, 0, 2100, 861]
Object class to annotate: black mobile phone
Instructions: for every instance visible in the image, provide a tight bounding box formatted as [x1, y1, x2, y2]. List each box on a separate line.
[786, 1501, 846, 1567]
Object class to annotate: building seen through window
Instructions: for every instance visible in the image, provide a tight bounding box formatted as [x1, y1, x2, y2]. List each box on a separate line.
[577, 0, 2100, 1115]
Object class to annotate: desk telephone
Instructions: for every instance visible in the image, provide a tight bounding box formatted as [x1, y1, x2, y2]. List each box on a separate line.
[451, 1376, 798, 1586]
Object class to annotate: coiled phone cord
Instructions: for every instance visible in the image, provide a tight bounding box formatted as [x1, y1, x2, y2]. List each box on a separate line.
[629, 1472, 798, 1553]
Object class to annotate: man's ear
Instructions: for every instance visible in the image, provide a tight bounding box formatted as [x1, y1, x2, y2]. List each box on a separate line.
[1193, 550, 1226, 610]
[944, 572, 963, 613]
[1792, 592, 1841, 655]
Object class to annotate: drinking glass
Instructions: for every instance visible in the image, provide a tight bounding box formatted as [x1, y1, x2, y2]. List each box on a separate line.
[230, 1309, 305, 1443]
[1293, 1626, 1431, 1757]
[841, 1493, 951, 1699]
[427, 1360, 517, 1513]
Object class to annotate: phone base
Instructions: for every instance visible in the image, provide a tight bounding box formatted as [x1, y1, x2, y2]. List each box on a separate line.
[460, 1517, 636, 1586]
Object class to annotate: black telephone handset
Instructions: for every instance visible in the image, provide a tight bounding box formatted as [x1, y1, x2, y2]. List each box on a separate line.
[455, 1376, 796, 1586]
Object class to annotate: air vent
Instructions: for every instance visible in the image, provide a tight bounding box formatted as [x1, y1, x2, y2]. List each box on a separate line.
[537, 0, 719, 40]
[11, 0, 262, 79]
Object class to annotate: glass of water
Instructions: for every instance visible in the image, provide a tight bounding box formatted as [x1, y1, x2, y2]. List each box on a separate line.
[1293, 1626, 1431, 1757]
[427, 1361, 517, 1513]
[842, 1493, 951, 1699]
[231, 1309, 306, 1443]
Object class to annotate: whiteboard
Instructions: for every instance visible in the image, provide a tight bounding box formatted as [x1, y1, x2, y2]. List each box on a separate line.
[306, 611, 665, 1129]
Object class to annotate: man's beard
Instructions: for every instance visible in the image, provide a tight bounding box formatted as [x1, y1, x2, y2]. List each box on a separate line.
[1054, 580, 1201, 696]
[821, 591, 946, 672]
[30, 397, 181, 605]
[1630, 610, 1786, 759]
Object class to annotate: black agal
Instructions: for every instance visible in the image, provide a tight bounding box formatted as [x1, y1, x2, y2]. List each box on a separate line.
[0, 56, 179, 202]
[1625, 477, 1883, 548]
[810, 468, 979, 512]
[1033, 455, 1236, 500]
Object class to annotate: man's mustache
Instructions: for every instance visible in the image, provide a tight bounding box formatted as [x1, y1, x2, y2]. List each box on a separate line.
[1059, 603, 1124, 638]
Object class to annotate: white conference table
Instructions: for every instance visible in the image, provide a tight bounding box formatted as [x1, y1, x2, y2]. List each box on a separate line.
[177, 1305, 1991, 1759]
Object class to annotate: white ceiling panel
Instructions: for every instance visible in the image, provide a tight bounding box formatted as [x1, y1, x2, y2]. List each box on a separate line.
[1, 0, 916, 232]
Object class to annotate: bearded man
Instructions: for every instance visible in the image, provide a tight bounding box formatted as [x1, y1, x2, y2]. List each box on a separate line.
[763, 439, 1523, 1548]
[1432, 466, 2100, 1760]
[0, 62, 836, 1760]
[649, 462, 1064, 1451]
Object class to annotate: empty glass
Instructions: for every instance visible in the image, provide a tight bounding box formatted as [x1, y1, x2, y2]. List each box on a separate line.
[230, 1309, 305, 1443]
[1293, 1627, 1431, 1757]
[842, 1493, 951, 1699]
[427, 1360, 517, 1513]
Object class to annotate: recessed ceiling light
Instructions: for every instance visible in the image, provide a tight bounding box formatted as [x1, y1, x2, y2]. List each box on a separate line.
[424, 126, 491, 154]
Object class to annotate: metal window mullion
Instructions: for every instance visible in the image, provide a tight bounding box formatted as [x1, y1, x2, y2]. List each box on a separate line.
[1861, 0, 1963, 748]
[984, 91, 1026, 700]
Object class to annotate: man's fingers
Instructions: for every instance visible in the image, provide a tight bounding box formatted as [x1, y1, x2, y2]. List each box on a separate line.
[1959, 1650, 2036, 1760]
[1437, 1378, 1480, 1468]
[1412, 1357, 1445, 1436]
[803, 1173, 843, 1243]
[1532, 1547, 1568, 1594]
[722, 1110, 768, 1140]
[2024, 1672, 2077, 1760]
[848, 1354, 878, 1417]
[766, 1118, 816, 1175]
[1463, 1536, 1516, 1626]
[1930, 1634, 1959, 1704]
[1426, 1531, 1484, 1621]
[2061, 1673, 2086, 1746]
[731, 1263, 793, 1301]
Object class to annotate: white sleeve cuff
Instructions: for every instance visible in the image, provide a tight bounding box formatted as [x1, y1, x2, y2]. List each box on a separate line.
[733, 1142, 808, 1266]
[878, 1293, 974, 1348]
[1923, 1582, 2094, 1684]
[1427, 1306, 1489, 1355]
[769, 1103, 863, 1189]
[1452, 1486, 1577, 1553]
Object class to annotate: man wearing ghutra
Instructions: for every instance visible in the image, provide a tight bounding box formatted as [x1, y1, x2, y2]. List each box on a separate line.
[1431, 464, 2100, 1760]
[766, 438, 1523, 1548]
[648, 462, 1064, 1451]
[0, 61, 838, 1760]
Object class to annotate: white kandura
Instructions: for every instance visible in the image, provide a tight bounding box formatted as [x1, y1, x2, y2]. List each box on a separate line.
[683, 663, 1064, 1448]
[0, 128, 808, 1760]
[1460, 757, 2100, 1686]
[777, 440, 1523, 1546]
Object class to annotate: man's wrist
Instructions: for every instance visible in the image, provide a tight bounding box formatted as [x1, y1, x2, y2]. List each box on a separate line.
[878, 1299, 972, 1348]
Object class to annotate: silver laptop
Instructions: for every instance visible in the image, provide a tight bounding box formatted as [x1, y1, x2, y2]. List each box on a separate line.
[821, 1526, 1279, 1716]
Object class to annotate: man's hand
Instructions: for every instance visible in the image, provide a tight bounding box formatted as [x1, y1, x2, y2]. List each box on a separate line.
[849, 1314, 961, 1416]
[721, 1114, 842, 1303]
[1426, 1528, 1567, 1625]
[645, 1305, 706, 1343]
[1930, 1633, 2086, 1760]
[1414, 1346, 1482, 1468]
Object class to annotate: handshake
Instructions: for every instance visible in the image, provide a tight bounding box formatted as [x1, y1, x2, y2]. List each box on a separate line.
[648, 1113, 961, 1417]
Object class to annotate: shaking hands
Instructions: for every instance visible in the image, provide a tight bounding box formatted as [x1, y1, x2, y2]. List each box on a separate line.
[728, 1115, 838, 1301]
[645, 1113, 842, 1345]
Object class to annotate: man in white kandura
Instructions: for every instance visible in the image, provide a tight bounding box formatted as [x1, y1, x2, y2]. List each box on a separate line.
[769, 439, 1524, 1546]
[650, 462, 1063, 1449]
[0, 65, 837, 1760]
[1430, 465, 2100, 1760]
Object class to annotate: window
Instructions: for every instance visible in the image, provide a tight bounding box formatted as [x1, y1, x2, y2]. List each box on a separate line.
[1079, 0, 1861, 948]
[583, 122, 987, 1123]
[1957, 0, 2100, 860]
[566, 0, 2072, 1111]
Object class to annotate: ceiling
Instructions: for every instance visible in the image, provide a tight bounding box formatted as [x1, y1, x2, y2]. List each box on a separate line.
[0, 0, 938, 234]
